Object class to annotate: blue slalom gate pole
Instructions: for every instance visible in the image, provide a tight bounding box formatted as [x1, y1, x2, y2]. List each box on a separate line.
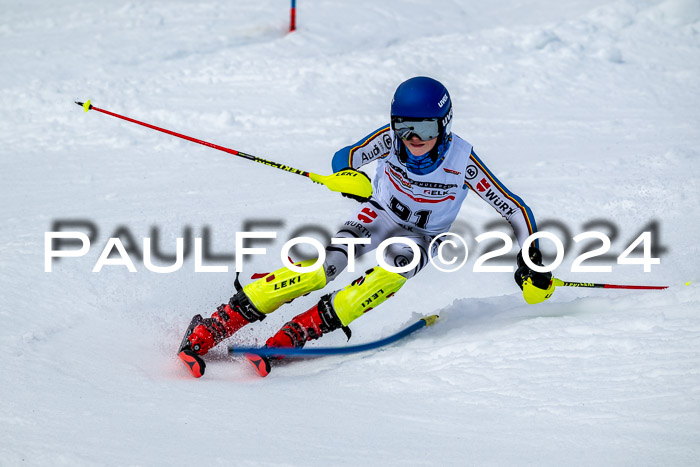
[228, 315, 438, 357]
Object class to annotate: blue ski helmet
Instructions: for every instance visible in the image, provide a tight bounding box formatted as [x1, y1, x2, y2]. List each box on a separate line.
[390, 76, 453, 142]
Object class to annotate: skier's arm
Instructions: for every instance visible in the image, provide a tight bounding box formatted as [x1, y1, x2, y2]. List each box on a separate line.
[464, 149, 538, 248]
[331, 124, 392, 173]
[465, 149, 554, 304]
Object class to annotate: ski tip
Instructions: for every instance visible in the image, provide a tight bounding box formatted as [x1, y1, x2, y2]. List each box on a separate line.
[421, 315, 439, 327]
[178, 349, 206, 378]
[244, 352, 271, 377]
[75, 99, 91, 112]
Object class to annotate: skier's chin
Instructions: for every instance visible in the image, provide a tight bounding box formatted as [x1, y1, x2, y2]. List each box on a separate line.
[406, 143, 428, 155]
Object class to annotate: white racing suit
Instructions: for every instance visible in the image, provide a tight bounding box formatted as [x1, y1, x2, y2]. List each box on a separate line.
[242, 125, 540, 328]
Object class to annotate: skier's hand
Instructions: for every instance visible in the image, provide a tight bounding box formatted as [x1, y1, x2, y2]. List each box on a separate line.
[514, 245, 555, 304]
[339, 168, 371, 203]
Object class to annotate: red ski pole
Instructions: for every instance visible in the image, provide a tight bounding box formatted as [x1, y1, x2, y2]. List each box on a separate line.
[74, 100, 372, 198]
[553, 278, 667, 290]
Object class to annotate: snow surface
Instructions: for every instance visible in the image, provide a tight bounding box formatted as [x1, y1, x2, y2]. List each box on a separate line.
[2, 0, 700, 465]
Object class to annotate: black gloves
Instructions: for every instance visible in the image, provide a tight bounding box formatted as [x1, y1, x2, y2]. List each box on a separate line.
[340, 168, 372, 203]
[514, 245, 552, 290]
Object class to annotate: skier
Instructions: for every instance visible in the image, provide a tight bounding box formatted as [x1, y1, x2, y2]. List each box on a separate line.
[177, 76, 556, 378]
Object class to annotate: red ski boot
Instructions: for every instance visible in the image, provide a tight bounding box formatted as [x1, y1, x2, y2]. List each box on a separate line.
[178, 289, 266, 378]
[245, 294, 348, 377]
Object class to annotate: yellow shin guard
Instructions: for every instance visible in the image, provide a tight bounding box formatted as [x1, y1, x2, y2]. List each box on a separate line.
[243, 259, 327, 314]
[332, 267, 407, 327]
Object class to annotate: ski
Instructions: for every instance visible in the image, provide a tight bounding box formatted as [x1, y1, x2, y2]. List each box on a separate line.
[244, 352, 272, 377]
[177, 314, 206, 378]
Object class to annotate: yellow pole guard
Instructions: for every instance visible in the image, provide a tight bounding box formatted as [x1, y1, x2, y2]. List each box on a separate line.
[309, 169, 373, 199]
[522, 277, 556, 305]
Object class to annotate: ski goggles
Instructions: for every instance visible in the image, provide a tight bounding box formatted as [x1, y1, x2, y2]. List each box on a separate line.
[391, 117, 440, 141]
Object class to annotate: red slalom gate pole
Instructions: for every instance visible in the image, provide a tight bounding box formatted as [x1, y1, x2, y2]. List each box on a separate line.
[290, 0, 297, 32]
